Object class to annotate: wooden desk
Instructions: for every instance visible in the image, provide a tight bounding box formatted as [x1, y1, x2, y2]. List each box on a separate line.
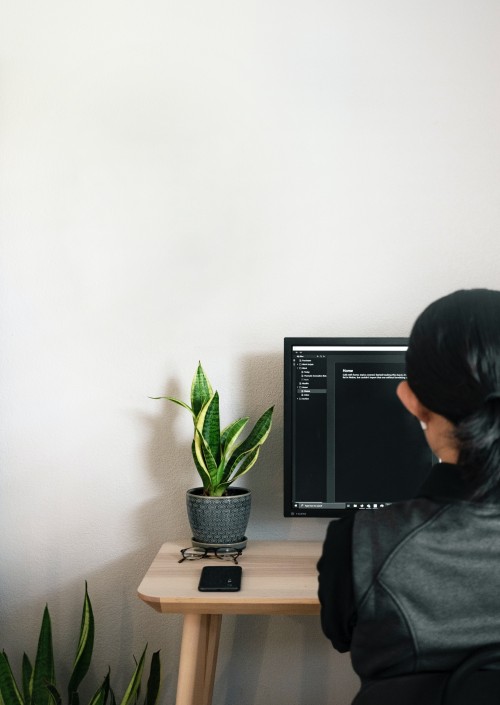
[138, 541, 321, 705]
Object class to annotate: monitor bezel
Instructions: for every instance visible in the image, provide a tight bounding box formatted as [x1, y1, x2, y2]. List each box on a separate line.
[283, 336, 411, 518]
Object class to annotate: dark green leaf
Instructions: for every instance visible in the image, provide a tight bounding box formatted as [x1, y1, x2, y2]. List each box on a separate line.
[31, 607, 54, 705]
[143, 651, 160, 705]
[0, 652, 24, 705]
[67, 583, 94, 704]
[45, 685, 61, 705]
[22, 654, 32, 704]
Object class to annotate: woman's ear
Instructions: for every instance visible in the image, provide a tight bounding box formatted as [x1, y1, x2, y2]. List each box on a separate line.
[397, 380, 429, 424]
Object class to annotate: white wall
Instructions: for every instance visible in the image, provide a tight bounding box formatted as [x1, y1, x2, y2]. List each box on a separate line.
[1, 2, 499, 703]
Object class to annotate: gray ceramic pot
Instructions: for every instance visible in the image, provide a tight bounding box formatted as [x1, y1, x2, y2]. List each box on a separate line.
[186, 487, 251, 548]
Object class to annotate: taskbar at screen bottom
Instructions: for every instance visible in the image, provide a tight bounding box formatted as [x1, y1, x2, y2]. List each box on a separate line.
[293, 501, 392, 510]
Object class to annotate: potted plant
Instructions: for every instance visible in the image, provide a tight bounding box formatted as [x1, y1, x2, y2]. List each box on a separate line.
[0, 583, 161, 705]
[152, 362, 274, 547]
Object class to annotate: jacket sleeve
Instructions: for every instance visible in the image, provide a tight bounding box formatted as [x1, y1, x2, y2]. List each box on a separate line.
[317, 515, 356, 652]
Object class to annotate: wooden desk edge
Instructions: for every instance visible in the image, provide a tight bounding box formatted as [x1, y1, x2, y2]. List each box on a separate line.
[137, 592, 320, 615]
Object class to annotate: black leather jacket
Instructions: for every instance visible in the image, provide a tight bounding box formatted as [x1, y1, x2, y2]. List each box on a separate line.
[317, 464, 500, 682]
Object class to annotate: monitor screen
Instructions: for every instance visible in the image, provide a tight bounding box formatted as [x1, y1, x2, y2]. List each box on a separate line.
[284, 337, 434, 517]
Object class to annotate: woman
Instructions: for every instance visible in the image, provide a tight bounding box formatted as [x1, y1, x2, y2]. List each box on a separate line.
[317, 289, 500, 699]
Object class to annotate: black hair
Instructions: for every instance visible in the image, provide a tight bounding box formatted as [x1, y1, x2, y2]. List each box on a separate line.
[406, 288, 500, 499]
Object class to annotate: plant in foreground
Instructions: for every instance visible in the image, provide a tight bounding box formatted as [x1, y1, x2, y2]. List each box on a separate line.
[0, 584, 160, 705]
[152, 362, 274, 496]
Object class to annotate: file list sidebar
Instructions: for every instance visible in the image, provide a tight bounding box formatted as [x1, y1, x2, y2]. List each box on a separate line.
[292, 351, 329, 508]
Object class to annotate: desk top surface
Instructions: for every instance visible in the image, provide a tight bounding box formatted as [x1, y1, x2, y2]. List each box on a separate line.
[138, 541, 322, 615]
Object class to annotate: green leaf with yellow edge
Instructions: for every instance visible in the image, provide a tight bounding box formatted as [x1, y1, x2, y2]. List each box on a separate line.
[117, 647, 146, 705]
[230, 446, 261, 482]
[191, 441, 210, 489]
[193, 400, 212, 477]
[0, 652, 23, 705]
[195, 428, 218, 488]
[220, 418, 249, 456]
[68, 583, 94, 705]
[149, 397, 195, 422]
[87, 672, 110, 705]
[224, 406, 274, 478]
[201, 392, 220, 464]
[220, 445, 260, 485]
[191, 363, 213, 417]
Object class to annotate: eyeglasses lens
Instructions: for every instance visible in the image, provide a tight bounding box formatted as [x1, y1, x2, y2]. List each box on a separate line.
[215, 549, 236, 558]
[182, 548, 206, 560]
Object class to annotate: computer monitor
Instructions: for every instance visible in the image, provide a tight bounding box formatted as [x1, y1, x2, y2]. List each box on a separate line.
[284, 337, 435, 517]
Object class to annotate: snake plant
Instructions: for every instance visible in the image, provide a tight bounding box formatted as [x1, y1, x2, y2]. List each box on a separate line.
[152, 362, 274, 496]
[0, 584, 160, 705]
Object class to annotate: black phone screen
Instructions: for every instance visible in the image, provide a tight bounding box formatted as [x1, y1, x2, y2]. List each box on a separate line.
[198, 565, 242, 591]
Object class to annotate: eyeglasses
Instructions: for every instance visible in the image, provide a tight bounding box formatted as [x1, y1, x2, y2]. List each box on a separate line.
[178, 546, 242, 564]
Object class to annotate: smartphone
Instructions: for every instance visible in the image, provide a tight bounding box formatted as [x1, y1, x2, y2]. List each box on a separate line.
[198, 565, 242, 592]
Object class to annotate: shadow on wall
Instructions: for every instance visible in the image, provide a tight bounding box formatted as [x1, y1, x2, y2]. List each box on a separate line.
[141, 373, 195, 544]
[215, 613, 360, 705]
[237, 352, 284, 534]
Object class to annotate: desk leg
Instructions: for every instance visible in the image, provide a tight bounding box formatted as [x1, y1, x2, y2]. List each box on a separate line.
[176, 613, 222, 705]
[199, 614, 222, 705]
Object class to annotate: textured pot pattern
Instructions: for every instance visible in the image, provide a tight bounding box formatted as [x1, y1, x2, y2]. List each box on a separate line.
[186, 487, 251, 546]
